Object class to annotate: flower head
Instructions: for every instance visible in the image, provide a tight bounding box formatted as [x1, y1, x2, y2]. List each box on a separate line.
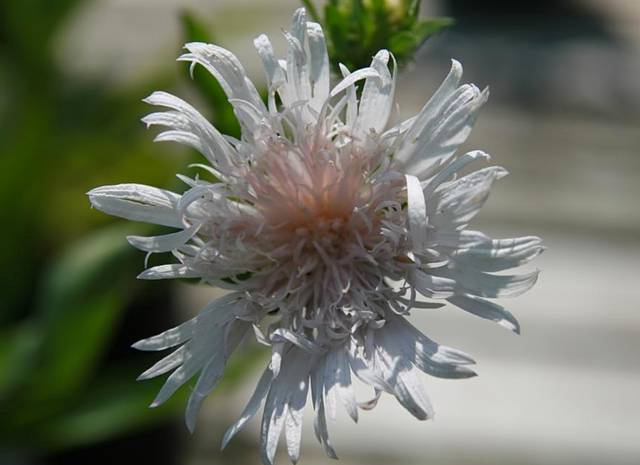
[88, 8, 541, 464]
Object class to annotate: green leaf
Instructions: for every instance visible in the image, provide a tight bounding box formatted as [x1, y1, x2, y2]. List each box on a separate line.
[314, 0, 455, 71]
[35, 368, 187, 451]
[2, 0, 90, 71]
[38, 345, 266, 451]
[0, 322, 40, 401]
[180, 9, 211, 43]
[28, 226, 137, 402]
[413, 17, 455, 41]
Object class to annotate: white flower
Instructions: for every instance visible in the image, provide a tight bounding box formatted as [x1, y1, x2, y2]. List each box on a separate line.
[88, 8, 542, 465]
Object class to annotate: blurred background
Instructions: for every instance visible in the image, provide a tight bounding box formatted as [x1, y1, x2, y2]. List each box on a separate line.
[1, 0, 639, 464]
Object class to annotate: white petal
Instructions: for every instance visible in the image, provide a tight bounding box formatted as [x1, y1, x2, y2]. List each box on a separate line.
[133, 293, 241, 351]
[330, 67, 380, 98]
[324, 349, 358, 422]
[143, 91, 237, 175]
[347, 342, 392, 393]
[149, 342, 214, 408]
[310, 362, 338, 459]
[270, 328, 320, 353]
[281, 8, 312, 107]
[354, 50, 395, 137]
[285, 373, 308, 464]
[385, 315, 476, 378]
[405, 174, 428, 254]
[450, 235, 545, 272]
[409, 269, 457, 299]
[432, 166, 508, 227]
[137, 345, 187, 380]
[306, 21, 330, 110]
[127, 224, 200, 253]
[448, 294, 521, 333]
[389, 314, 475, 365]
[132, 320, 196, 351]
[374, 332, 433, 420]
[442, 268, 540, 298]
[260, 347, 309, 465]
[222, 366, 274, 449]
[179, 43, 265, 113]
[337, 64, 357, 128]
[394, 60, 462, 162]
[424, 150, 490, 197]
[137, 264, 200, 280]
[254, 34, 286, 91]
[185, 320, 250, 432]
[88, 184, 181, 228]
[395, 60, 489, 179]
[185, 352, 225, 432]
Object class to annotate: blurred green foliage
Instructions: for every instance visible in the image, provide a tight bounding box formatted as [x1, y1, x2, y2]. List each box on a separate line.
[0, 227, 187, 452]
[0, 0, 268, 457]
[0, 0, 194, 454]
[0, 0, 187, 457]
[303, 0, 453, 71]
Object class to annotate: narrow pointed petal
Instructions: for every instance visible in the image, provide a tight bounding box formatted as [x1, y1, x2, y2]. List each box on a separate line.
[137, 264, 200, 280]
[396, 60, 490, 179]
[222, 367, 274, 450]
[306, 22, 330, 110]
[88, 184, 181, 228]
[354, 50, 396, 137]
[137, 346, 188, 380]
[405, 174, 428, 254]
[448, 294, 521, 333]
[330, 67, 380, 97]
[127, 224, 200, 253]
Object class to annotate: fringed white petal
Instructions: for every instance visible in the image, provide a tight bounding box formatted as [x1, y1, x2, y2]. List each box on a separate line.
[405, 174, 428, 254]
[306, 21, 330, 112]
[424, 150, 490, 198]
[354, 50, 396, 138]
[222, 366, 274, 449]
[127, 223, 200, 253]
[374, 329, 434, 420]
[143, 91, 237, 176]
[449, 235, 544, 272]
[409, 269, 457, 299]
[185, 320, 250, 432]
[137, 264, 200, 280]
[134, 295, 246, 417]
[179, 42, 267, 136]
[324, 349, 358, 423]
[330, 67, 380, 98]
[254, 34, 286, 89]
[260, 347, 311, 465]
[282, 8, 312, 109]
[271, 328, 320, 353]
[87, 184, 182, 228]
[395, 60, 489, 179]
[385, 314, 477, 379]
[432, 166, 508, 227]
[338, 64, 358, 128]
[137, 345, 187, 380]
[437, 268, 540, 299]
[311, 359, 338, 459]
[448, 294, 521, 333]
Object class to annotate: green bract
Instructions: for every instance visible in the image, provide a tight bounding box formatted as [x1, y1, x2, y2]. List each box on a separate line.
[303, 0, 454, 71]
